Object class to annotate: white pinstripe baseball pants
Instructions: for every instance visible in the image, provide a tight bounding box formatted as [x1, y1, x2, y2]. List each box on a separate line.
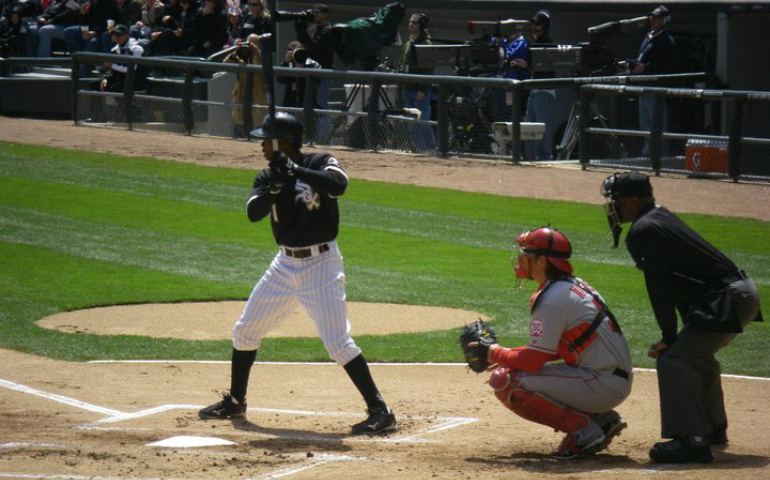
[232, 241, 362, 365]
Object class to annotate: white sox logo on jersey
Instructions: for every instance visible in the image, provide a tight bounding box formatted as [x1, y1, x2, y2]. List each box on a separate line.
[294, 180, 321, 211]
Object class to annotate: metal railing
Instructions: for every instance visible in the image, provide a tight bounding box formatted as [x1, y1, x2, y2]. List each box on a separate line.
[65, 52, 709, 163]
[579, 84, 770, 180]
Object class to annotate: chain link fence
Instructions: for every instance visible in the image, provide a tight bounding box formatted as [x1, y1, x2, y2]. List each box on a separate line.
[578, 85, 770, 180]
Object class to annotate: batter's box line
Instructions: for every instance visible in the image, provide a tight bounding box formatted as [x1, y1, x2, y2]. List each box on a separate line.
[84, 405, 478, 444]
[0, 378, 477, 444]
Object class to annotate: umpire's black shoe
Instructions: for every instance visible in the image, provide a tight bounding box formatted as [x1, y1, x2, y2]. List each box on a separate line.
[198, 394, 247, 419]
[351, 407, 397, 435]
[649, 437, 713, 464]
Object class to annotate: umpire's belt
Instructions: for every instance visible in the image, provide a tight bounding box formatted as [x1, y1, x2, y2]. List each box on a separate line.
[281, 243, 330, 259]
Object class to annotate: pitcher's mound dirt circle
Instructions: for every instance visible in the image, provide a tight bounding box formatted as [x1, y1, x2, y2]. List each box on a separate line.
[37, 302, 485, 340]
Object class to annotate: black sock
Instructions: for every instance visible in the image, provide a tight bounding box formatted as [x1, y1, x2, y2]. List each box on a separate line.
[343, 354, 387, 411]
[230, 348, 257, 403]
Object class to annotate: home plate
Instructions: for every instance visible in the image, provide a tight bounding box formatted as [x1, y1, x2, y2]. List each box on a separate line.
[147, 436, 236, 447]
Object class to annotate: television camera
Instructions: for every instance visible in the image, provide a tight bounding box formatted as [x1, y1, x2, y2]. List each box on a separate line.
[274, 9, 318, 23]
[404, 18, 529, 75]
[529, 16, 649, 77]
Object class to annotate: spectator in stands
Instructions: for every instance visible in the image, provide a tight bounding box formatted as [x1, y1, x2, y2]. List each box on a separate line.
[146, 0, 195, 56]
[294, 3, 332, 109]
[64, 0, 118, 76]
[224, 5, 241, 46]
[26, 0, 80, 57]
[224, 33, 266, 137]
[0, 6, 27, 57]
[239, 0, 268, 38]
[162, 0, 182, 23]
[398, 12, 435, 153]
[191, 0, 226, 57]
[130, 0, 165, 43]
[95, 23, 145, 91]
[277, 41, 320, 108]
[524, 9, 555, 160]
[115, 0, 142, 29]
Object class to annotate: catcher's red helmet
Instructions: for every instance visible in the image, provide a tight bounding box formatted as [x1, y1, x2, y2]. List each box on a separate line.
[515, 226, 573, 276]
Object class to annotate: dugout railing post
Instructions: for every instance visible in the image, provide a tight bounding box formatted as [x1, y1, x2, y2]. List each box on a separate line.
[368, 80, 381, 151]
[437, 83, 450, 157]
[182, 67, 195, 135]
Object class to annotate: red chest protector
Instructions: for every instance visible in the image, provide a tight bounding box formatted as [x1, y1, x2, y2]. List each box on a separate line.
[530, 277, 622, 365]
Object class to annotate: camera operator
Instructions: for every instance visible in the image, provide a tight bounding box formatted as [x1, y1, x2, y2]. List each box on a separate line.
[294, 3, 333, 110]
[278, 40, 321, 108]
[524, 10, 555, 160]
[224, 33, 267, 137]
[491, 21, 529, 121]
[398, 12, 435, 153]
[623, 5, 678, 157]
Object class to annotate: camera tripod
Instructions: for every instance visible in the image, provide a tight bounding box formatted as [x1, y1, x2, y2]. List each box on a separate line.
[556, 99, 628, 160]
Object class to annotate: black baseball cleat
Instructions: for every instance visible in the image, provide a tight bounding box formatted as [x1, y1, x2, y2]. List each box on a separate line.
[198, 394, 247, 419]
[649, 437, 714, 464]
[351, 407, 397, 435]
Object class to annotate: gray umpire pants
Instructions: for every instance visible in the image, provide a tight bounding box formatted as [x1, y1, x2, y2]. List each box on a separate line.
[656, 277, 761, 439]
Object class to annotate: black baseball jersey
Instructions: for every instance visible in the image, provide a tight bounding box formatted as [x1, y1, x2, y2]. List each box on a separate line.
[246, 152, 348, 247]
[625, 204, 738, 344]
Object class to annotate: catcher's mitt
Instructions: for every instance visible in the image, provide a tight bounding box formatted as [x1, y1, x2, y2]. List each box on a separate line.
[459, 319, 498, 373]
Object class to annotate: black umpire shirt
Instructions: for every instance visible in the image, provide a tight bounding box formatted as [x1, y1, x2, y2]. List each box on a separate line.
[626, 204, 738, 345]
[246, 153, 346, 248]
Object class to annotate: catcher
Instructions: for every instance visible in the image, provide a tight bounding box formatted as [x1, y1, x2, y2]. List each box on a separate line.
[460, 226, 633, 460]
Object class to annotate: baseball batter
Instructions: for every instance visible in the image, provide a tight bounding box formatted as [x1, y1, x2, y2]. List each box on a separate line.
[199, 112, 397, 435]
[478, 227, 633, 459]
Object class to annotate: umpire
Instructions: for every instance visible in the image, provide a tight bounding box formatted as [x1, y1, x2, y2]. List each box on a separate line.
[600, 172, 762, 463]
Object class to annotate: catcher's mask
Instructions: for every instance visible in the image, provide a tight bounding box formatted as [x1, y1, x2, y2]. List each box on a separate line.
[600, 172, 653, 248]
[250, 112, 304, 149]
[513, 226, 573, 284]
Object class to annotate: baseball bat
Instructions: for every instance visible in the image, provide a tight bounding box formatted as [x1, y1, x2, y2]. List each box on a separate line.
[261, 0, 280, 222]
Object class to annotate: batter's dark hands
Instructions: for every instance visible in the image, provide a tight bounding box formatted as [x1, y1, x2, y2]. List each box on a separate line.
[267, 166, 285, 194]
[269, 151, 296, 176]
[648, 340, 668, 359]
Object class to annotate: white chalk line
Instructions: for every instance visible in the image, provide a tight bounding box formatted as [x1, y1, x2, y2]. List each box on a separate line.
[85, 361, 770, 382]
[0, 378, 477, 446]
[0, 443, 64, 451]
[0, 379, 123, 416]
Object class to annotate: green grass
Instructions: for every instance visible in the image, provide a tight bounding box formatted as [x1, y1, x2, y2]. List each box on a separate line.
[1, 141, 768, 375]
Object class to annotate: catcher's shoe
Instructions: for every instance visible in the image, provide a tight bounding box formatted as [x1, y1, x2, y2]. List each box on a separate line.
[597, 410, 628, 449]
[198, 394, 247, 419]
[351, 407, 397, 435]
[551, 425, 606, 460]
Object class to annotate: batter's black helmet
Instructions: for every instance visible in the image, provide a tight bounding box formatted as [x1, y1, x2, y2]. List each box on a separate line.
[250, 112, 304, 148]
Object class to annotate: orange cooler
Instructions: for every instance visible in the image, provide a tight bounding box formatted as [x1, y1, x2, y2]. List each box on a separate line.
[685, 139, 728, 173]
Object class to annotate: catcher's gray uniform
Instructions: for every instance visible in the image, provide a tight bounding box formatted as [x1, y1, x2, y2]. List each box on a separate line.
[514, 277, 633, 413]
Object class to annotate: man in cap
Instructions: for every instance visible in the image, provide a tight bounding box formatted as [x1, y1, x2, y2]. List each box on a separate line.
[474, 226, 632, 460]
[97, 23, 145, 92]
[198, 112, 398, 435]
[600, 172, 763, 463]
[625, 6, 679, 156]
[525, 10, 555, 160]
